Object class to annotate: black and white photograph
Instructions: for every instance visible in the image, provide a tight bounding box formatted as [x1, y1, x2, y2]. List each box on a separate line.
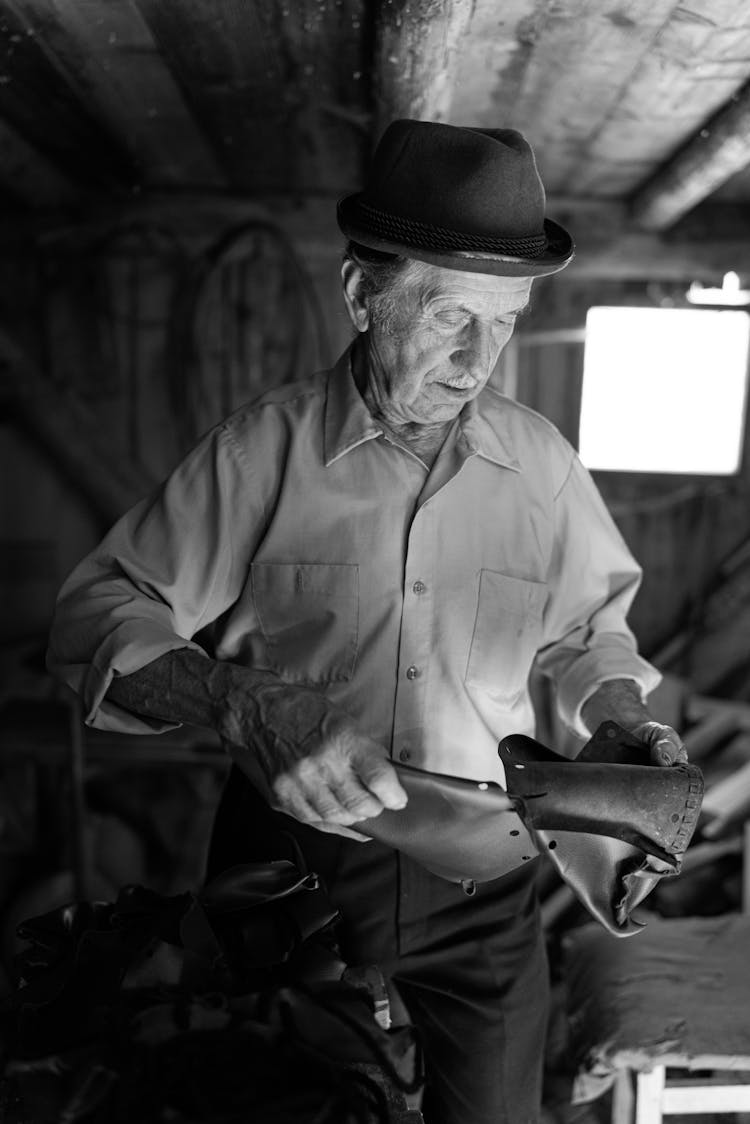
[1, 3, 750, 1122]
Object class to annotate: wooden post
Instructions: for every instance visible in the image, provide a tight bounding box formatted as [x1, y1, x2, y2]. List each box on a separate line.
[373, 0, 475, 139]
[635, 1067, 665, 1124]
[612, 1068, 635, 1124]
[743, 820, 750, 915]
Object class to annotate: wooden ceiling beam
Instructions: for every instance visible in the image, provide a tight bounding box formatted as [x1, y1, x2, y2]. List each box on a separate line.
[373, 0, 475, 138]
[451, 0, 750, 200]
[6, 0, 226, 192]
[564, 232, 750, 282]
[449, 0, 684, 194]
[557, 199, 750, 281]
[133, 0, 368, 193]
[568, 0, 750, 197]
[0, 192, 747, 284]
[0, 0, 137, 192]
[630, 79, 750, 231]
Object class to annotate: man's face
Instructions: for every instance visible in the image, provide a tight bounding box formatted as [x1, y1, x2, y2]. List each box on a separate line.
[365, 264, 532, 426]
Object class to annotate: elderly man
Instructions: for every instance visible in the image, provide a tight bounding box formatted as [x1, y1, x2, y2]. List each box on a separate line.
[48, 121, 684, 1124]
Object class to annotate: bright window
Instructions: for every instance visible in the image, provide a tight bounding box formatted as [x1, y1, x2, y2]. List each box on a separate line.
[579, 306, 750, 474]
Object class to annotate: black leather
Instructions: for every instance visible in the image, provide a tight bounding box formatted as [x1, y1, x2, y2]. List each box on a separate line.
[501, 739, 701, 861]
[500, 722, 704, 935]
[357, 723, 704, 936]
[357, 765, 538, 882]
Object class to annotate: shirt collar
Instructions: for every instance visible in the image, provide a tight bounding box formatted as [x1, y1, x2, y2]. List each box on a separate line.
[324, 347, 383, 466]
[323, 348, 521, 473]
[458, 393, 522, 472]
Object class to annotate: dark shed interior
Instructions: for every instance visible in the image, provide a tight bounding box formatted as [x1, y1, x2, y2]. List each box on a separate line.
[2, 3, 750, 1122]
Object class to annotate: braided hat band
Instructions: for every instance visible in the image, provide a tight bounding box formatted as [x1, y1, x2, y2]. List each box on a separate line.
[354, 200, 550, 258]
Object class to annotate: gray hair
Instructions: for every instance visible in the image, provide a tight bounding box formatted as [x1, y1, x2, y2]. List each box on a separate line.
[343, 241, 428, 333]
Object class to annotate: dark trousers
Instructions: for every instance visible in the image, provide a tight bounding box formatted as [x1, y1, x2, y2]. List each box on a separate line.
[207, 767, 550, 1124]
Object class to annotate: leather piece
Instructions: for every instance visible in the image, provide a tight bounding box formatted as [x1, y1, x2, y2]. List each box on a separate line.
[357, 723, 703, 936]
[357, 764, 538, 882]
[500, 749, 702, 860]
[499, 723, 704, 936]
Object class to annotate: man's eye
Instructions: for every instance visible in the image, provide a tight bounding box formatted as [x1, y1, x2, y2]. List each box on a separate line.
[436, 312, 467, 328]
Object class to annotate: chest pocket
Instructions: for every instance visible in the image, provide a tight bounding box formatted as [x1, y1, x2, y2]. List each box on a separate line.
[465, 570, 547, 704]
[250, 562, 359, 684]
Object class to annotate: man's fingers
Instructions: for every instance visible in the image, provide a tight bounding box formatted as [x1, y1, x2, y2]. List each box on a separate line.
[356, 754, 408, 810]
[272, 751, 407, 828]
[273, 762, 383, 826]
[329, 774, 386, 821]
[633, 721, 688, 767]
[651, 730, 687, 767]
[271, 776, 321, 824]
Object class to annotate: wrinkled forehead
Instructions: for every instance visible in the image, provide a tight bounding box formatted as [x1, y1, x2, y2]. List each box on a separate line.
[405, 260, 533, 312]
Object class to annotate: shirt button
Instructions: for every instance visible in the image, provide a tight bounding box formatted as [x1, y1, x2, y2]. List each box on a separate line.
[412, 580, 426, 595]
[399, 747, 411, 762]
[406, 665, 419, 680]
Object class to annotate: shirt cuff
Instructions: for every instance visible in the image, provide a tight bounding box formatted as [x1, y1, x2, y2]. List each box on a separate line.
[556, 646, 662, 738]
[84, 622, 208, 733]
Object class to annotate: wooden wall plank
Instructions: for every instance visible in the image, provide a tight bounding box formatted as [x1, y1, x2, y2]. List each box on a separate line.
[0, 325, 156, 525]
[133, 0, 369, 193]
[6, 0, 225, 190]
[0, 0, 137, 190]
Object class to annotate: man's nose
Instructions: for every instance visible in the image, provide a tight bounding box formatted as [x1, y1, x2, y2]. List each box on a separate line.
[456, 319, 495, 372]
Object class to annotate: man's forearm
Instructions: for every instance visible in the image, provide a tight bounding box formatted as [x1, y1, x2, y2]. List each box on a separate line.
[104, 648, 278, 741]
[580, 677, 651, 735]
[104, 647, 406, 826]
[104, 648, 360, 761]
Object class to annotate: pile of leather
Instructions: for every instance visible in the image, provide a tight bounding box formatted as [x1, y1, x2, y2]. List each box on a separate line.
[0, 863, 421, 1123]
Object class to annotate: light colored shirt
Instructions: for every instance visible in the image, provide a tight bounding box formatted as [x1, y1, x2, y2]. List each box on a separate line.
[48, 348, 659, 784]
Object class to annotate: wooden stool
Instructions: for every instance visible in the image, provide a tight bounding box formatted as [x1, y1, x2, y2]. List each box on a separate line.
[562, 914, 750, 1123]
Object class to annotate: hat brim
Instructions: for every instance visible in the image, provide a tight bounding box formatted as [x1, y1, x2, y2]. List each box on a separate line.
[337, 194, 574, 278]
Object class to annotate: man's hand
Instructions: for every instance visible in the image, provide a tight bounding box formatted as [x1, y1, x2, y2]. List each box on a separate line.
[581, 679, 688, 767]
[105, 650, 408, 839]
[632, 720, 688, 767]
[221, 676, 408, 835]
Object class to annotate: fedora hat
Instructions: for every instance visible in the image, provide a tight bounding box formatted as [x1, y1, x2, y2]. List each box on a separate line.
[337, 119, 574, 277]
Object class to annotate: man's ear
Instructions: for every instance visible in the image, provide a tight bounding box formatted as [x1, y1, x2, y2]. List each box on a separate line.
[341, 260, 369, 333]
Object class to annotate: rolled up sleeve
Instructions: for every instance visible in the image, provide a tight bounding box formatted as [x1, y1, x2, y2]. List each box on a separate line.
[535, 455, 661, 736]
[47, 424, 261, 732]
